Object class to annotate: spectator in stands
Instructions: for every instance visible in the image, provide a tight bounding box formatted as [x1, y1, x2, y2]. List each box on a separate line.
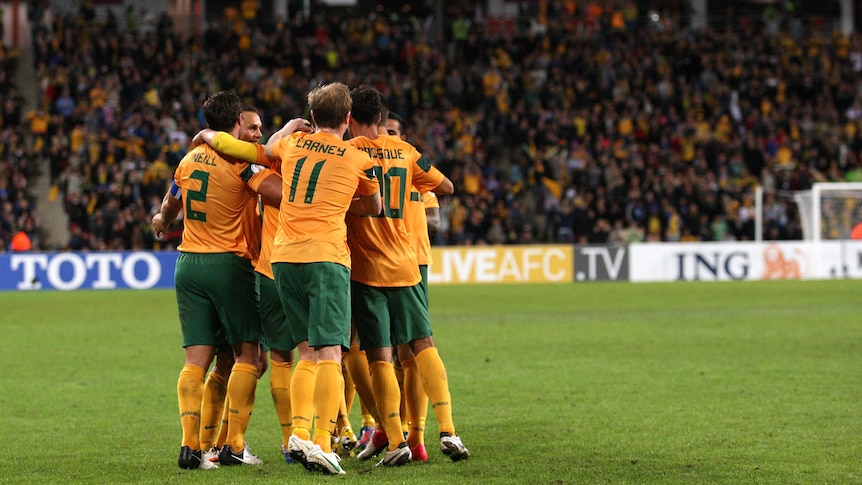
[12, 2, 862, 250]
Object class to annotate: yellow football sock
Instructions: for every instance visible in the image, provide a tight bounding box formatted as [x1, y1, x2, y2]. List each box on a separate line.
[269, 359, 293, 447]
[312, 360, 343, 452]
[290, 359, 317, 441]
[415, 347, 456, 436]
[177, 364, 206, 449]
[343, 363, 356, 414]
[336, 392, 350, 431]
[401, 356, 429, 448]
[395, 362, 409, 434]
[342, 346, 379, 422]
[215, 398, 229, 447]
[199, 372, 228, 450]
[225, 362, 258, 451]
[369, 360, 404, 450]
[360, 404, 376, 428]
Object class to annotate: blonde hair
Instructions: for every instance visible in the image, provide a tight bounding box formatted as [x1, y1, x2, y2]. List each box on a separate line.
[308, 82, 352, 129]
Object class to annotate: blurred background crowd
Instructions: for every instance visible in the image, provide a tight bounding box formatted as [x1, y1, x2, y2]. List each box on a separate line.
[2, 0, 862, 251]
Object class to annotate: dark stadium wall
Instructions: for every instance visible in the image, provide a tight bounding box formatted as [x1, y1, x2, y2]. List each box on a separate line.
[49, 0, 170, 19]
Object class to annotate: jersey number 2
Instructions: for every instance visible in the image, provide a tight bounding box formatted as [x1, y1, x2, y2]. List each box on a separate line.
[186, 170, 209, 221]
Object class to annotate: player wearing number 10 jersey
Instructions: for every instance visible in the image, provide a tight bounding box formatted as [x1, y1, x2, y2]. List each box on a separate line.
[345, 85, 469, 465]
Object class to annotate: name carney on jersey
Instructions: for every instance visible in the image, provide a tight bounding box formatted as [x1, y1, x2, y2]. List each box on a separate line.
[191, 137, 406, 165]
[293, 137, 407, 161]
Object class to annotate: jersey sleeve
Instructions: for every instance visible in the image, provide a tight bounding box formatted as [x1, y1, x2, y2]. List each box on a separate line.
[423, 191, 439, 209]
[169, 180, 181, 200]
[357, 154, 380, 196]
[270, 133, 297, 162]
[270, 159, 282, 176]
[411, 147, 446, 193]
[238, 163, 276, 193]
[211, 132, 268, 164]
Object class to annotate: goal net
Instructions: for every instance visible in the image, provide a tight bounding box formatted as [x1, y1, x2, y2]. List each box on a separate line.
[794, 182, 862, 241]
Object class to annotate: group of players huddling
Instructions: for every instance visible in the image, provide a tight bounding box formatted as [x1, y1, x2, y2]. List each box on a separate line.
[152, 83, 469, 475]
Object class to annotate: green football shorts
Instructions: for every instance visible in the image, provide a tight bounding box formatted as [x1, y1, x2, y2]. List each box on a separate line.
[175, 252, 261, 348]
[351, 280, 432, 349]
[273, 261, 351, 350]
[257, 271, 295, 352]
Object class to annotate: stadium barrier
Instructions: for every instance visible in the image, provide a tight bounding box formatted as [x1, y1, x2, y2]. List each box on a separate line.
[3, 240, 862, 291]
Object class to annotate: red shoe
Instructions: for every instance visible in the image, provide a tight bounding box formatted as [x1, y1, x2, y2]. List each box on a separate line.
[356, 426, 374, 450]
[356, 429, 388, 461]
[410, 443, 428, 462]
[370, 429, 388, 449]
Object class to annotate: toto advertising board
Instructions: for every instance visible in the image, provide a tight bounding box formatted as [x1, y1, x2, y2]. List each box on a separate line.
[1, 251, 177, 290]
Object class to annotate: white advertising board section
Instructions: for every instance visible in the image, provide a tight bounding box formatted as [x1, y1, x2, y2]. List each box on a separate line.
[428, 245, 573, 284]
[629, 240, 862, 282]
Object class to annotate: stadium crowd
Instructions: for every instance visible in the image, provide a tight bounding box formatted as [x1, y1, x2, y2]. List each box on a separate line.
[4, 1, 862, 251]
[0, 31, 40, 252]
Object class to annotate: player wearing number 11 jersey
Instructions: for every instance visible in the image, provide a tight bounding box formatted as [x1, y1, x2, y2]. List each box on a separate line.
[193, 82, 382, 475]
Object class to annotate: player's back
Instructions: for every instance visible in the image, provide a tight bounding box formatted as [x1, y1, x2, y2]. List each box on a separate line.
[270, 130, 375, 267]
[255, 160, 282, 279]
[174, 144, 257, 258]
[242, 195, 263, 266]
[406, 190, 438, 266]
[346, 134, 444, 287]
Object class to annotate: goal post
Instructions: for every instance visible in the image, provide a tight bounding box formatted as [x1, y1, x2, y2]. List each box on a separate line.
[803, 182, 862, 242]
[754, 182, 862, 278]
[756, 182, 862, 242]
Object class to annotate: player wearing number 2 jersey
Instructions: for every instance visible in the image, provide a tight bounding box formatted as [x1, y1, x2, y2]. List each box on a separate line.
[199, 106, 271, 464]
[152, 91, 284, 471]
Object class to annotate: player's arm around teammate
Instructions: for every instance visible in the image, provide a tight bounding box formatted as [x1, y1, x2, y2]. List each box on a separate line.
[192, 117, 313, 168]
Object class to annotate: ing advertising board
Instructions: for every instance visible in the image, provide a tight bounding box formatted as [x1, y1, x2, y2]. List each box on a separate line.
[628, 241, 862, 282]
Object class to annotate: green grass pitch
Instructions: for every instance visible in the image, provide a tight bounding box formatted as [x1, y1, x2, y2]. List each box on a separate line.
[1, 280, 860, 484]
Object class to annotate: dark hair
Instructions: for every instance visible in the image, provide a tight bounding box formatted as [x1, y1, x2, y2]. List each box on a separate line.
[203, 91, 243, 132]
[242, 104, 259, 115]
[377, 91, 389, 128]
[349, 84, 383, 126]
[388, 111, 406, 134]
